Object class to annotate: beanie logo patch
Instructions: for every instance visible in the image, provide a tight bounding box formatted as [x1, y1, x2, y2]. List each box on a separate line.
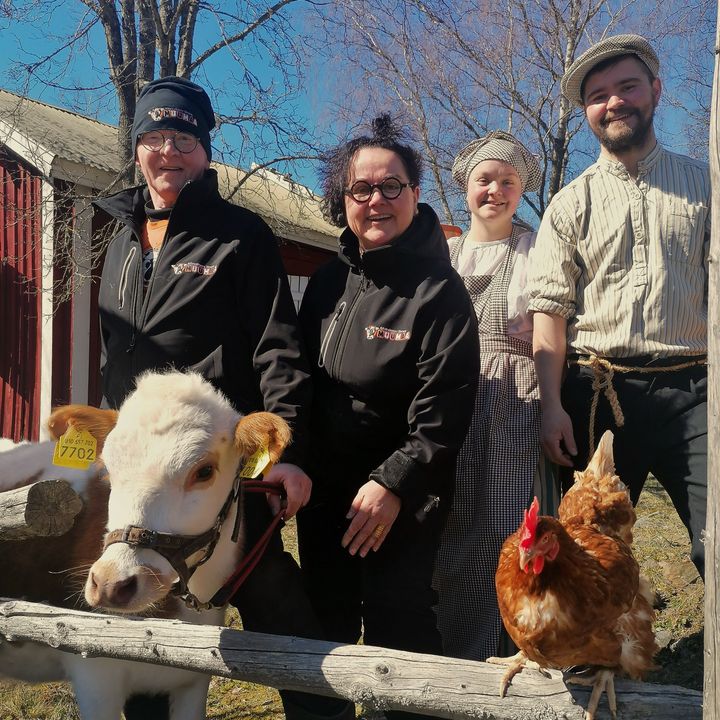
[148, 107, 198, 126]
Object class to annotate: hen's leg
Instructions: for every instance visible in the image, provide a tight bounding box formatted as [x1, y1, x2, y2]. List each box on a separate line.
[566, 668, 617, 720]
[486, 651, 550, 697]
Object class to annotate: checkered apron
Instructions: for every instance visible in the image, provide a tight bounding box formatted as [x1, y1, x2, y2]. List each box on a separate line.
[434, 227, 544, 661]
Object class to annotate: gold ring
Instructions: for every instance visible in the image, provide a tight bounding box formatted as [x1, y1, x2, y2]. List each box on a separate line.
[372, 524, 386, 539]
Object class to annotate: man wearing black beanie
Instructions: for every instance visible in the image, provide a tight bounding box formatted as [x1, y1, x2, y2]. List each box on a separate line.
[94, 77, 354, 720]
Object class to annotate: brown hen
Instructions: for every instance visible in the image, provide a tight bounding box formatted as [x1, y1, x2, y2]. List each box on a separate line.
[488, 431, 658, 720]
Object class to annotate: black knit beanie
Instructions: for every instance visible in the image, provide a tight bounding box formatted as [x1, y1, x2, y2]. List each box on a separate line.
[132, 76, 215, 160]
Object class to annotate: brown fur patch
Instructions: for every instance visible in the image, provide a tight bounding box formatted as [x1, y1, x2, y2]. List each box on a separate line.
[0, 471, 109, 608]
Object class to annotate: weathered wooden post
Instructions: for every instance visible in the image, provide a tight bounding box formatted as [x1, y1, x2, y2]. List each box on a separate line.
[704, 5, 720, 719]
[0, 480, 83, 540]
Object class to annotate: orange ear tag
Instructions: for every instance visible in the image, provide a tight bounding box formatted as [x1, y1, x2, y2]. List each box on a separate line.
[52, 428, 97, 469]
[238, 445, 272, 479]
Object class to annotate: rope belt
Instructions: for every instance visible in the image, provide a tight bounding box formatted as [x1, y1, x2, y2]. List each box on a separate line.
[569, 354, 707, 458]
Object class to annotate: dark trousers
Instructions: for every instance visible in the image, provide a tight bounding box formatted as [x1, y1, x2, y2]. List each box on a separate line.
[125, 493, 353, 720]
[297, 499, 445, 720]
[560, 360, 707, 579]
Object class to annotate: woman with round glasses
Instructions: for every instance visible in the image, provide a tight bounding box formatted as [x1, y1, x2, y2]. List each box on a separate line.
[433, 131, 549, 662]
[297, 115, 479, 719]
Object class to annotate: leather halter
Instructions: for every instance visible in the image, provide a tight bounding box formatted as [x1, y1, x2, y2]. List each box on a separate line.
[103, 471, 285, 611]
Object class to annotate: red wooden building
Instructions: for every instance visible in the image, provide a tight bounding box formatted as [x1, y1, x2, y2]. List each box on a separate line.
[0, 89, 338, 441]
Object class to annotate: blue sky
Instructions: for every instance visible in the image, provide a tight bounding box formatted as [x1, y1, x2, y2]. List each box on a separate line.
[0, 2, 329, 190]
[0, 2, 713, 223]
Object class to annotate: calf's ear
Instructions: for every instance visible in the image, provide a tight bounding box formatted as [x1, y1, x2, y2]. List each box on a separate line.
[47, 405, 119, 452]
[234, 412, 292, 463]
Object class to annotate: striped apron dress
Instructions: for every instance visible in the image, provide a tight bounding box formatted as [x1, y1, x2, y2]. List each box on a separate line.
[434, 226, 546, 661]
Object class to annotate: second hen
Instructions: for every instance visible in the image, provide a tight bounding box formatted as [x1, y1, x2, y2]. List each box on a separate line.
[488, 430, 658, 719]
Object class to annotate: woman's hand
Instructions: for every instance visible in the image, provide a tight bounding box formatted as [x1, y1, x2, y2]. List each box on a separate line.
[263, 463, 312, 519]
[540, 404, 577, 467]
[342, 480, 401, 557]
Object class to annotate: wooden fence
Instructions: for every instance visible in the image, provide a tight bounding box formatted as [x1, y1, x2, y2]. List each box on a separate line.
[0, 598, 702, 720]
[0, 477, 705, 718]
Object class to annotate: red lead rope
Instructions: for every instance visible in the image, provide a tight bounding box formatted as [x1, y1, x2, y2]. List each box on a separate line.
[209, 478, 286, 607]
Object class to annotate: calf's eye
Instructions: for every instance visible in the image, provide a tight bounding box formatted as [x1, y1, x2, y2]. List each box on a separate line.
[194, 464, 215, 483]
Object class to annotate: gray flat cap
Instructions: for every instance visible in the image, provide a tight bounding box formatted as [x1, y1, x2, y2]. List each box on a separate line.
[562, 34, 660, 107]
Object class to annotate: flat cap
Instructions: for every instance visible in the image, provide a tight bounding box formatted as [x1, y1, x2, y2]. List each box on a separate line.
[562, 34, 659, 107]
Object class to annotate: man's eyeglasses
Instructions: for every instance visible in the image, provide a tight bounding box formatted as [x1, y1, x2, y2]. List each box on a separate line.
[139, 130, 199, 154]
[344, 178, 415, 203]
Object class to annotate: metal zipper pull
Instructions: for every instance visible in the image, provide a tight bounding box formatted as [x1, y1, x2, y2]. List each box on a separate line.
[415, 495, 440, 523]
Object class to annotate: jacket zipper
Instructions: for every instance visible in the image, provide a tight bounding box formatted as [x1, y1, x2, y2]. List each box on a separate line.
[118, 246, 137, 311]
[126, 251, 141, 353]
[318, 301, 347, 368]
[138, 220, 172, 331]
[328, 270, 368, 376]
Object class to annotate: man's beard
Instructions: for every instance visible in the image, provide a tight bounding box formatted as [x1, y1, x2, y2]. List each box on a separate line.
[594, 106, 655, 152]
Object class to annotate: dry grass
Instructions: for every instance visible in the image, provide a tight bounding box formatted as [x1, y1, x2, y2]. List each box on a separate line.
[0, 482, 705, 718]
[634, 477, 704, 690]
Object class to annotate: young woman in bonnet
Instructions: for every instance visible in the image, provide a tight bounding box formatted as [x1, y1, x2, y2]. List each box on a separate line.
[434, 130, 553, 661]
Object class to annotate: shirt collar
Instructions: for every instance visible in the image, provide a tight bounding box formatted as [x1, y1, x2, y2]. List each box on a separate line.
[596, 142, 664, 178]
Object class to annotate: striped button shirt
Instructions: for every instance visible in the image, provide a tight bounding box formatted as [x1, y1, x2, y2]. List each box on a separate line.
[527, 143, 711, 358]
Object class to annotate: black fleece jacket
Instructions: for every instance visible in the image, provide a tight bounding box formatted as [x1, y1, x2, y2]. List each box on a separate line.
[299, 203, 479, 513]
[94, 170, 312, 462]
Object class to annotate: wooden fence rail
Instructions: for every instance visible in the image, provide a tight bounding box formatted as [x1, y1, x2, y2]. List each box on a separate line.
[0, 598, 702, 720]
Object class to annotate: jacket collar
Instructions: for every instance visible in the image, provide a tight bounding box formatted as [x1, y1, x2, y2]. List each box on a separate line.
[337, 203, 450, 271]
[93, 169, 221, 227]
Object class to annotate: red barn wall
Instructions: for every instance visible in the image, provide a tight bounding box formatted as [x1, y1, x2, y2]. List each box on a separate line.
[0, 148, 43, 441]
[278, 239, 335, 277]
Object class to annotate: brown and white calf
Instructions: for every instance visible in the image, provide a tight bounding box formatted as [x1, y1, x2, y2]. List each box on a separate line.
[0, 370, 290, 720]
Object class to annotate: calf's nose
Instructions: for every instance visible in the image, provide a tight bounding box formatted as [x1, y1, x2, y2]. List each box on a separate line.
[87, 569, 138, 608]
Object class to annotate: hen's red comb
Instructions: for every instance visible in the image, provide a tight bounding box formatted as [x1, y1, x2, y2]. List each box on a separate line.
[519, 496, 540, 550]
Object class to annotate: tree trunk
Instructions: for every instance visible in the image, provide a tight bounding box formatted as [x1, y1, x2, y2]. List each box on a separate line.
[702, 4, 720, 718]
[0, 599, 702, 720]
[97, 0, 137, 186]
[176, 0, 200, 78]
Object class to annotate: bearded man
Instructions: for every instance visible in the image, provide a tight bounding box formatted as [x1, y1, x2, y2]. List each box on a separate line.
[527, 35, 710, 579]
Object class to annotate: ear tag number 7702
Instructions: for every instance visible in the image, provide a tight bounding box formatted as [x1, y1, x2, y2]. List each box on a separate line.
[52, 428, 97, 469]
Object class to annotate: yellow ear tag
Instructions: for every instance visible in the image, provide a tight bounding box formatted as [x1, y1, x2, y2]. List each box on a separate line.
[52, 428, 98, 470]
[239, 445, 272, 479]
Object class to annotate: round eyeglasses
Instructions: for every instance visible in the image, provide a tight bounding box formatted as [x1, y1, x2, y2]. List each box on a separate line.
[139, 130, 199, 154]
[344, 178, 415, 202]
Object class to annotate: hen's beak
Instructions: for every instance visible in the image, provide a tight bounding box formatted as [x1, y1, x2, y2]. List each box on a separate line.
[518, 547, 532, 573]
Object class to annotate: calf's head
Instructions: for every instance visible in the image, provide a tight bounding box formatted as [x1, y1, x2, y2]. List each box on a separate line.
[48, 372, 290, 614]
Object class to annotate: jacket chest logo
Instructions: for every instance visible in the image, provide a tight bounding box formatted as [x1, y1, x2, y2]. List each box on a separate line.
[171, 262, 217, 276]
[365, 325, 411, 341]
